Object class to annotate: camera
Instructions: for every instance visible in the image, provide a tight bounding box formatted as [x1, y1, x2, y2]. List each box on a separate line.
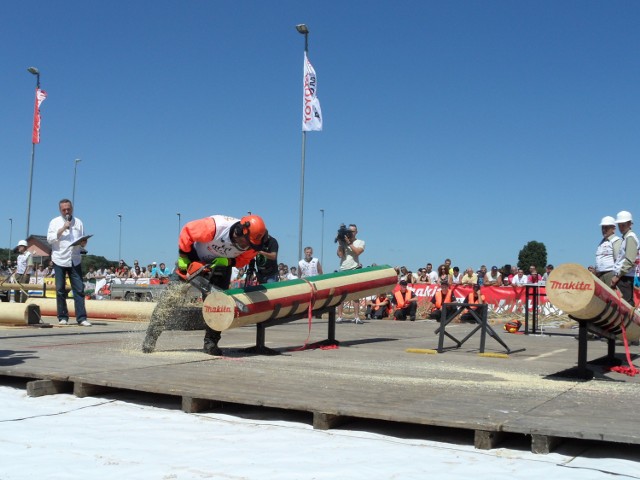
[335, 223, 353, 244]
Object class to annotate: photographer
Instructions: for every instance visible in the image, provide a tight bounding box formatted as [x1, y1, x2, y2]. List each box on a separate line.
[336, 223, 366, 323]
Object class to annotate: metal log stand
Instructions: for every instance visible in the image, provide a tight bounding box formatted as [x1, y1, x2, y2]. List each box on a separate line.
[434, 303, 525, 355]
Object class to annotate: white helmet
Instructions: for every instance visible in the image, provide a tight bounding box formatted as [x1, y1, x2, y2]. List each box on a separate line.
[600, 216, 616, 226]
[615, 211, 633, 223]
[17, 240, 28, 248]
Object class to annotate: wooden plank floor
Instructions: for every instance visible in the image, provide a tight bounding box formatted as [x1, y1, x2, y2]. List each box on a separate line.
[1, 315, 639, 453]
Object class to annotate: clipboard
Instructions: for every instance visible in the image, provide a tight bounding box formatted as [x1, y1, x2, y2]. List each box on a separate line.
[70, 234, 93, 247]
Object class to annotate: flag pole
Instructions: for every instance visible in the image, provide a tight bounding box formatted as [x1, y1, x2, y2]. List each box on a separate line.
[26, 66, 41, 238]
[296, 24, 309, 264]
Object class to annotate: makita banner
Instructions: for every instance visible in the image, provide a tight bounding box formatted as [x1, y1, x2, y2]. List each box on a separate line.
[302, 52, 322, 131]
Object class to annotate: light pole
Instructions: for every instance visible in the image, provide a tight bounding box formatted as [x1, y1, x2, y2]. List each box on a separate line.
[72, 158, 81, 205]
[177, 213, 181, 236]
[296, 23, 309, 263]
[25, 66, 41, 238]
[117, 214, 122, 261]
[8, 218, 13, 262]
[320, 209, 325, 266]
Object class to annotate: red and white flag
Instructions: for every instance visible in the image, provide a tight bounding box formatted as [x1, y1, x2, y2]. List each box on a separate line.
[32, 88, 47, 144]
[302, 52, 322, 132]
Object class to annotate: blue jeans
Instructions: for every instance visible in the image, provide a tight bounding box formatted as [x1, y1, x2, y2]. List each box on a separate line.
[54, 263, 87, 322]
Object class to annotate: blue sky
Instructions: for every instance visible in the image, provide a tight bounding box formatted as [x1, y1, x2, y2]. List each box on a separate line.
[1, 1, 638, 272]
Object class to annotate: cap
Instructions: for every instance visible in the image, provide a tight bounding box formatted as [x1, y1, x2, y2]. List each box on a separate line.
[152, 262, 157, 265]
[399, 280, 408, 286]
[491, 266, 498, 270]
[615, 211, 633, 223]
[16, 240, 28, 248]
[600, 216, 616, 226]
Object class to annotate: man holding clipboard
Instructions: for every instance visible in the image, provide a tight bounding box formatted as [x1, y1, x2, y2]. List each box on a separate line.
[47, 198, 92, 326]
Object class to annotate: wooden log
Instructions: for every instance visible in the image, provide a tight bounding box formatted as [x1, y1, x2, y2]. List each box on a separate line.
[0, 303, 41, 325]
[0, 283, 46, 291]
[26, 298, 156, 321]
[546, 263, 640, 341]
[203, 265, 398, 332]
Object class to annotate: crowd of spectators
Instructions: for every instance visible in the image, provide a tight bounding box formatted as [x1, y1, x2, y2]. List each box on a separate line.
[84, 259, 173, 282]
[394, 260, 554, 287]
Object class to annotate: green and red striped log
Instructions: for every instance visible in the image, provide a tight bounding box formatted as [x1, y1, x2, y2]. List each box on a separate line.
[203, 265, 397, 331]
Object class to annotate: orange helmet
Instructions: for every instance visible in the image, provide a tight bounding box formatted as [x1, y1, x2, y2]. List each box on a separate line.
[240, 215, 267, 250]
[504, 320, 522, 334]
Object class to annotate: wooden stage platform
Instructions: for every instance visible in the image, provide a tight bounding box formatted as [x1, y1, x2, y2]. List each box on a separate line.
[1, 315, 639, 454]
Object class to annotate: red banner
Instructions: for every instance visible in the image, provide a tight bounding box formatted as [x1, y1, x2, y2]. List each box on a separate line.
[403, 283, 548, 312]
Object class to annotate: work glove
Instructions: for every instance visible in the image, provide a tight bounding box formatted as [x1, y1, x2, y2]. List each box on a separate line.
[177, 257, 191, 272]
[210, 257, 234, 270]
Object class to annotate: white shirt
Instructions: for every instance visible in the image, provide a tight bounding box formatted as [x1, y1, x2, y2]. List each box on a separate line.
[511, 274, 528, 286]
[298, 257, 321, 278]
[339, 239, 365, 271]
[47, 215, 85, 267]
[16, 251, 33, 275]
[595, 234, 621, 273]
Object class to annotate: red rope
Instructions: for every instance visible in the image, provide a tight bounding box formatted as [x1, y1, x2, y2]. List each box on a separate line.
[607, 291, 639, 376]
[289, 280, 339, 352]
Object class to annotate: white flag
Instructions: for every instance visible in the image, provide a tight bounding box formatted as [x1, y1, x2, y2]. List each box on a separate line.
[302, 52, 322, 132]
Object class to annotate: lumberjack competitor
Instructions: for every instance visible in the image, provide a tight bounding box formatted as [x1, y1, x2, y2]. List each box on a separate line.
[142, 214, 267, 355]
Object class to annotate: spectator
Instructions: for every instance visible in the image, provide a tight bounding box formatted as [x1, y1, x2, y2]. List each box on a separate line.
[595, 216, 621, 288]
[416, 268, 429, 283]
[476, 265, 487, 286]
[298, 246, 323, 278]
[484, 266, 502, 287]
[444, 258, 454, 275]
[451, 266, 462, 285]
[398, 266, 412, 283]
[336, 224, 365, 324]
[428, 281, 458, 320]
[527, 266, 542, 284]
[425, 263, 438, 284]
[367, 293, 391, 319]
[130, 265, 143, 279]
[14, 240, 34, 303]
[34, 264, 48, 283]
[460, 267, 478, 286]
[84, 266, 98, 281]
[511, 268, 528, 286]
[461, 284, 486, 322]
[612, 210, 638, 305]
[153, 262, 172, 283]
[116, 260, 127, 276]
[437, 264, 451, 285]
[287, 267, 298, 280]
[392, 280, 418, 321]
[542, 264, 554, 284]
[46, 198, 91, 326]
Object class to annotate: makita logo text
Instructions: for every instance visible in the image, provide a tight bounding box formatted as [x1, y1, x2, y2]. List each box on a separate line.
[204, 305, 232, 313]
[549, 280, 593, 291]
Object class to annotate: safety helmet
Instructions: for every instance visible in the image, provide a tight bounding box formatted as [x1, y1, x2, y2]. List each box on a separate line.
[504, 320, 522, 334]
[239, 215, 267, 250]
[615, 211, 633, 224]
[17, 240, 28, 248]
[600, 216, 616, 226]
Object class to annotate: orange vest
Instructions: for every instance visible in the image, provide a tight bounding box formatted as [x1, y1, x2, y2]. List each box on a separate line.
[373, 296, 389, 312]
[434, 290, 453, 309]
[394, 290, 412, 308]
[466, 291, 485, 310]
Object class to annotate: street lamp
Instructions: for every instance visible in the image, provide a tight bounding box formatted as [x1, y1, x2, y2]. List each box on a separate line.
[296, 23, 310, 263]
[72, 158, 82, 205]
[25, 66, 41, 238]
[8, 218, 13, 262]
[177, 213, 181, 236]
[117, 214, 123, 261]
[319, 209, 324, 267]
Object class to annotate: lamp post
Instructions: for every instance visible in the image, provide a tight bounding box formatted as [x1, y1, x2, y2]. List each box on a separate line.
[25, 66, 40, 238]
[177, 213, 181, 236]
[319, 208, 325, 266]
[8, 218, 12, 262]
[295, 23, 309, 263]
[72, 158, 81, 205]
[117, 214, 122, 261]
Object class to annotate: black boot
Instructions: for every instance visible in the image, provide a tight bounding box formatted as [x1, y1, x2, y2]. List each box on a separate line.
[203, 326, 222, 356]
